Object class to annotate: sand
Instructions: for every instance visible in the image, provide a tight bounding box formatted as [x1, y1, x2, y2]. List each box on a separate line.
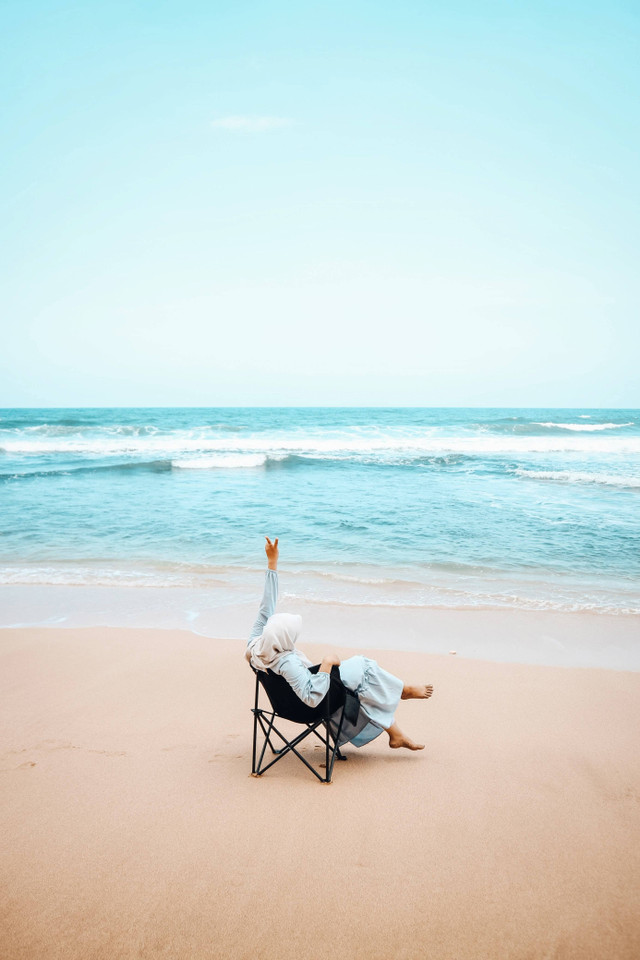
[1, 622, 640, 960]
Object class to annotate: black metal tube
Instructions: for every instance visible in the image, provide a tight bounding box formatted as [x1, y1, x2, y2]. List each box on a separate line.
[324, 688, 332, 781]
[251, 674, 260, 774]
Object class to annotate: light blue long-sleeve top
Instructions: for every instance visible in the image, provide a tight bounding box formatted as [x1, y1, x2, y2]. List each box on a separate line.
[247, 571, 403, 748]
[247, 569, 331, 707]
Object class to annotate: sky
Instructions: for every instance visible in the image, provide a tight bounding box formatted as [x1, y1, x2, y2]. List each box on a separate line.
[1, 0, 639, 407]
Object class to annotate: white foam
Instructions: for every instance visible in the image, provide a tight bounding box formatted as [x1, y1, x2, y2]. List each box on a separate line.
[2, 564, 638, 617]
[172, 454, 267, 469]
[514, 468, 640, 489]
[0, 564, 228, 588]
[533, 422, 633, 432]
[3, 430, 640, 458]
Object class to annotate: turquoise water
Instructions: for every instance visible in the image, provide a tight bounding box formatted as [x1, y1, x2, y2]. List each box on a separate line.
[1, 407, 639, 615]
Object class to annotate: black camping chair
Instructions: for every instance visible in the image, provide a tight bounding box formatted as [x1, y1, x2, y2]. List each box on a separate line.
[251, 664, 360, 783]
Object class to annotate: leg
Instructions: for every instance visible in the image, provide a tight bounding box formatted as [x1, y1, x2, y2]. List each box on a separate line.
[401, 683, 433, 700]
[339, 658, 432, 750]
[385, 722, 425, 751]
[387, 681, 433, 748]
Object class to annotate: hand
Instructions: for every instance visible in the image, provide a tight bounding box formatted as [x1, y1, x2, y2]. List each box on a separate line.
[265, 536, 279, 570]
[319, 651, 341, 674]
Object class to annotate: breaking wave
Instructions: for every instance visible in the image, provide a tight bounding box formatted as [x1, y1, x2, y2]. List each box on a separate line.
[532, 421, 634, 432]
[2, 431, 640, 460]
[514, 468, 640, 490]
[172, 453, 269, 469]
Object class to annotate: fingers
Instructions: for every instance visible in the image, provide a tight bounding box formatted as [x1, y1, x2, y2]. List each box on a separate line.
[274, 538, 278, 548]
[265, 536, 272, 546]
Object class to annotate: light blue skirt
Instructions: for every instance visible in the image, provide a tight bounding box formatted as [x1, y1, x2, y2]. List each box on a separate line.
[338, 656, 403, 746]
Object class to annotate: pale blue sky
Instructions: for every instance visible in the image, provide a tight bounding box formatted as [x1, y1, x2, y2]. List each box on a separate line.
[1, 0, 638, 406]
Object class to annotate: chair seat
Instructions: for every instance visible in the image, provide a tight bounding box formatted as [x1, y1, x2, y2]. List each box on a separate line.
[256, 665, 347, 723]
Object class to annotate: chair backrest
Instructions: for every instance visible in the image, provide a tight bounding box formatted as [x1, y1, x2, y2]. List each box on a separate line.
[255, 665, 346, 724]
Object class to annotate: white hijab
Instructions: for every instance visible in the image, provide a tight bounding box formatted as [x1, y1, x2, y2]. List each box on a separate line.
[246, 613, 303, 672]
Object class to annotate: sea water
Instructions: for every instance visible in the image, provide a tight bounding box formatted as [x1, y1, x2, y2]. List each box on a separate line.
[1, 407, 639, 630]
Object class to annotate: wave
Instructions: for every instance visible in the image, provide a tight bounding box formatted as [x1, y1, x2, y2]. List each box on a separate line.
[0, 416, 98, 429]
[483, 418, 636, 435]
[3, 432, 640, 459]
[279, 590, 640, 616]
[514, 468, 640, 490]
[16, 423, 162, 437]
[0, 453, 315, 480]
[0, 565, 226, 588]
[0, 459, 174, 481]
[532, 422, 634, 432]
[172, 453, 268, 469]
[2, 565, 637, 615]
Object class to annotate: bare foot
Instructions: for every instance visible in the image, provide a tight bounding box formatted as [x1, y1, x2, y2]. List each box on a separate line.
[401, 683, 434, 700]
[389, 734, 425, 751]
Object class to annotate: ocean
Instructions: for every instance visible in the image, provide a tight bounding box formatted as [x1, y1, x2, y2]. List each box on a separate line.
[1, 407, 639, 631]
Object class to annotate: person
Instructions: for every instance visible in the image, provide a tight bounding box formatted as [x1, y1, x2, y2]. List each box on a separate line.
[246, 537, 433, 750]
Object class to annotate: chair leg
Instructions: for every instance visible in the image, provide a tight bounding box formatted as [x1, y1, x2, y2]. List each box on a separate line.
[325, 706, 348, 781]
[252, 674, 261, 775]
[251, 708, 258, 775]
[254, 711, 279, 774]
[325, 719, 330, 781]
[250, 677, 350, 783]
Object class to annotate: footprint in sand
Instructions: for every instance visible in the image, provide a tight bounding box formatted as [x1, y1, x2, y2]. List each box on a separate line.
[209, 734, 245, 761]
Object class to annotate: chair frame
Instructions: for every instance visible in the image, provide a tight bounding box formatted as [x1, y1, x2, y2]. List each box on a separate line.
[250, 668, 350, 783]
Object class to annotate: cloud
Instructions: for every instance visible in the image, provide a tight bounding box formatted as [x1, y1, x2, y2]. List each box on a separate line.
[210, 115, 293, 132]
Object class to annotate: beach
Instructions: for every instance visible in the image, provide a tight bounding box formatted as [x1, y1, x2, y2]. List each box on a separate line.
[2, 406, 639, 957]
[2, 611, 640, 960]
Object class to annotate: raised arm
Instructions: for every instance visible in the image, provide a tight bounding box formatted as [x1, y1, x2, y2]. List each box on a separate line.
[248, 537, 279, 643]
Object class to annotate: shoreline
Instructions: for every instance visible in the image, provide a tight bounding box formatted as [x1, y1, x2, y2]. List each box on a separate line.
[2, 625, 639, 959]
[1, 558, 637, 615]
[1, 582, 639, 671]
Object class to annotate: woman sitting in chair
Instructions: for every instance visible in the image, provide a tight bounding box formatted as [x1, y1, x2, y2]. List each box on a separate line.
[246, 537, 433, 750]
